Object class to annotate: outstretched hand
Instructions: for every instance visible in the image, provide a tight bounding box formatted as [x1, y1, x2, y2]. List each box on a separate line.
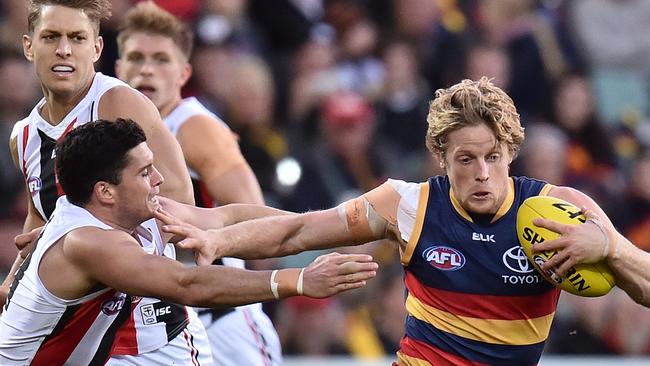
[154, 208, 220, 266]
[531, 208, 610, 277]
[302, 252, 378, 298]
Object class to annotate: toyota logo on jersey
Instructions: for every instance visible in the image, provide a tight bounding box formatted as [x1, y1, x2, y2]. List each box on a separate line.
[423, 246, 466, 271]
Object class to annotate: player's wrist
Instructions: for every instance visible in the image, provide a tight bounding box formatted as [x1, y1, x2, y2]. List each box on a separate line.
[269, 268, 304, 299]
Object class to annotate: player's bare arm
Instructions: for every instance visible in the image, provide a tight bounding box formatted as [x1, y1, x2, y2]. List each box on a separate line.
[99, 86, 193, 204]
[55, 227, 376, 306]
[0, 137, 46, 307]
[177, 114, 264, 205]
[156, 196, 290, 235]
[535, 185, 650, 305]
[533, 185, 615, 272]
[159, 182, 406, 263]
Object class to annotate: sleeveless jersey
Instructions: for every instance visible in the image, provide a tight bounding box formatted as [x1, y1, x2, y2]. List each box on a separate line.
[11, 72, 126, 220]
[107, 220, 212, 365]
[9, 73, 208, 360]
[164, 98, 282, 366]
[0, 197, 132, 366]
[395, 176, 561, 366]
[109, 219, 197, 357]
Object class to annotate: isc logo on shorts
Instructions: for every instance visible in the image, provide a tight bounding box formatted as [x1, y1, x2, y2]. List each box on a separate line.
[423, 246, 465, 271]
[140, 303, 172, 325]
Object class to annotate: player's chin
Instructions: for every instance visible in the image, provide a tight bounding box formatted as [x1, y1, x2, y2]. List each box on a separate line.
[146, 196, 161, 213]
[465, 199, 496, 215]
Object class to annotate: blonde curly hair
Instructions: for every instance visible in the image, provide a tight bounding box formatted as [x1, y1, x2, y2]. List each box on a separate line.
[425, 77, 524, 162]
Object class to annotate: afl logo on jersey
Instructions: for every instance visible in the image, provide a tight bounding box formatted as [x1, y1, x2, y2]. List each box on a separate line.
[27, 176, 42, 196]
[423, 246, 466, 271]
[101, 295, 127, 315]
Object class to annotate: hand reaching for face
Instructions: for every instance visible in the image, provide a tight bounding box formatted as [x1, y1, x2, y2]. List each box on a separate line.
[154, 208, 220, 266]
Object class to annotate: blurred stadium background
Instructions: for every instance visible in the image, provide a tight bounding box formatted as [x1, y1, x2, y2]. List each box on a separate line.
[0, 0, 649, 362]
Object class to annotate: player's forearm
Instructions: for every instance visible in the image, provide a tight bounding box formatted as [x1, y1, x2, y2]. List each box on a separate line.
[217, 211, 353, 260]
[607, 234, 650, 307]
[23, 208, 45, 233]
[218, 204, 293, 227]
[0, 255, 23, 291]
[215, 215, 307, 260]
[177, 266, 277, 307]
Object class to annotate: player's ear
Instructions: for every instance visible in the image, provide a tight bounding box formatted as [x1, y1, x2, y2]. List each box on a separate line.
[180, 62, 192, 88]
[23, 35, 34, 62]
[94, 181, 115, 204]
[115, 59, 122, 78]
[92, 35, 104, 63]
[437, 153, 446, 170]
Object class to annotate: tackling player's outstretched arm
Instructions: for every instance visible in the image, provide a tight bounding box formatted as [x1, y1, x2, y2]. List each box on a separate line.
[158, 182, 403, 265]
[99, 87, 194, 205]
[59, 228, 377, 307]
[155, 196, 291, 234]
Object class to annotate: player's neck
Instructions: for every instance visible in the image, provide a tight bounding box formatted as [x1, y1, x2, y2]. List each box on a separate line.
[87, 203, 139, 234]
[39, 73, 96, 126]
[158, 96, 182, 119]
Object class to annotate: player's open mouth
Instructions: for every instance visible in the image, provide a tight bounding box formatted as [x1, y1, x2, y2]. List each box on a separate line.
[472, 192, 490, 199]
[51, 64, 75, 75]
[137, 86, 156, 93]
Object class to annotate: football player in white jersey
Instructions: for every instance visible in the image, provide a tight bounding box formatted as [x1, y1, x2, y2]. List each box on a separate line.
[0, 118, 377, 366]
[115, 3, 281, 365]
[2, 0, 192, 301]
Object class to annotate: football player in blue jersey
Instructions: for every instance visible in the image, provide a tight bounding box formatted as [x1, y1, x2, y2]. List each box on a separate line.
[158, 77, 633, 365]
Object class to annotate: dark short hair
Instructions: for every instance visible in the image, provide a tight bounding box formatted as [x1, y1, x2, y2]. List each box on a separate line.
[56, 118, 146, 205]
[28, 0, 112, 34]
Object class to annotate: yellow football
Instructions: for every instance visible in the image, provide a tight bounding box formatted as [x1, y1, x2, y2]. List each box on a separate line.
[516, 196, 615, 297]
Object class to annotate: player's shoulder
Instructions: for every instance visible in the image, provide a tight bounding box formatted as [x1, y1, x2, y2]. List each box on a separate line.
[385, 178, 426, 198]
[10, 115, 32, 138]
[98, 85, 157, 119]
[546, 185, 584, 203]
[100, 84, 147, 104]
[181, 113, 231, 135]
[65, 226, 134, 252]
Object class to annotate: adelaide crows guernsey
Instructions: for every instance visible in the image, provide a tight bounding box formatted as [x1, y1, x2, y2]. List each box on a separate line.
[395, 176, 560, 366]
[0, 197, 131, 366]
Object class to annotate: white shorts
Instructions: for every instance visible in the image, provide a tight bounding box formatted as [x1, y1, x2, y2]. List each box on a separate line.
[199, 304, 281, 366]
[106, 313, 213, 366]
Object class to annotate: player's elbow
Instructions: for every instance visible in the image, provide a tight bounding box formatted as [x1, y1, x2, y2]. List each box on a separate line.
[168, 268, 205, 306]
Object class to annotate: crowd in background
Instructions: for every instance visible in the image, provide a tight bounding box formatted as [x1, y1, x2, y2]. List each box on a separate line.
[0, 0, 649, 358]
